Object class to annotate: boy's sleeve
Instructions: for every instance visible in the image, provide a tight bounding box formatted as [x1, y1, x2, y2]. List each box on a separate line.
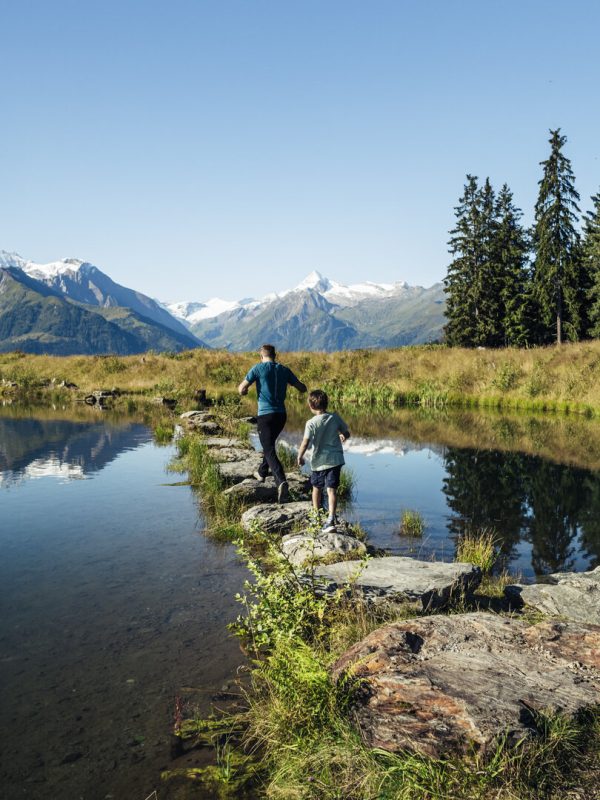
[244, 365, 257, 383]
[303, 419, 313, 443]
[335, 413, 350, 435]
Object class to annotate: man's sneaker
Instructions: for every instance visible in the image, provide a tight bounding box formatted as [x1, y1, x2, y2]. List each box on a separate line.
[277, 481, 290, 504]
[253, 471, 266, 483]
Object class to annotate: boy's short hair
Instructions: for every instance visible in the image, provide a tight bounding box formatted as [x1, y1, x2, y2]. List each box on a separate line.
[308, 389, 328, 411]
[259, 344, 276, 359]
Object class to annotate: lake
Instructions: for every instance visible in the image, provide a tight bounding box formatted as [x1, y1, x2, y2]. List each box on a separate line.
[1, 403, 599, 798]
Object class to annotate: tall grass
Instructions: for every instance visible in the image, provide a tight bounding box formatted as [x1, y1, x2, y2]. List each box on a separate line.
[5, 340, 600, 416]
[456, 528, 499, 574]
[399, 509, 425, 537]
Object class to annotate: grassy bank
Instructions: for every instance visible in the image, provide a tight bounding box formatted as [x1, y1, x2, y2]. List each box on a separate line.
[3, 340, 600, 415]
[164, 421, 600, 800]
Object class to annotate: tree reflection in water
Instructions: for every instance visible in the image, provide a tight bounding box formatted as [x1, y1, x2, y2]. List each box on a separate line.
[442, 447, 600, 575]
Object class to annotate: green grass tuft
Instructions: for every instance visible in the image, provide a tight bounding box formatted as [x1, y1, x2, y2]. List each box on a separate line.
[455, 528, 499, 573]
[399, 509, 425, 537]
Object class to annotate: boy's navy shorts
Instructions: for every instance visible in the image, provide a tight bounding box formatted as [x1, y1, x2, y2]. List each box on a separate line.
[310, 465, 342, 489]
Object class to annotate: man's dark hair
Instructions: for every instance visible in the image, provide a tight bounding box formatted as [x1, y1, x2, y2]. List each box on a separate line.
[308, 389, 328, 411]
[260, 344, 276, 359]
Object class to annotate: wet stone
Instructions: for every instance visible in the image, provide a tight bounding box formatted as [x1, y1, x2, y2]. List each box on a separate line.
[313, 556, 481, 609]
[505, 566, 600, 625]
[331, 612, 600, 759]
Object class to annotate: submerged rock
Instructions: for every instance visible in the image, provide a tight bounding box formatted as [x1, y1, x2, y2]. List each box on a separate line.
[223, 473, 311, 503]
[240, 501, 314, 534]
[282, 529, 366, 566]
[313, 556, 481, 609]
[331, 612, 600, 758]
[505, 567, 600, 625]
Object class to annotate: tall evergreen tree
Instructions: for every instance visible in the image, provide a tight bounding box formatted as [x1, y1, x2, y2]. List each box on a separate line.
[584, 191, 600, 337]
[444, 176, 502, 346]
[494, 184, 532, 346]
[531, 129, 581, 344]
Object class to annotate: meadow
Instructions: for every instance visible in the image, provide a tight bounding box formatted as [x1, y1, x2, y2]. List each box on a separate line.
[3, 340, 600, 415]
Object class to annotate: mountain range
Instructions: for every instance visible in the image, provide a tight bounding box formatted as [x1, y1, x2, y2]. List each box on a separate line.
[165, 271, 446, 351]
[0, 251, 446, 355]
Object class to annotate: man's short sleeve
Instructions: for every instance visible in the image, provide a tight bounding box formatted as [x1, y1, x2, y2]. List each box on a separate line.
[285, 367, 302, 388]
[245, 365, 258, 384]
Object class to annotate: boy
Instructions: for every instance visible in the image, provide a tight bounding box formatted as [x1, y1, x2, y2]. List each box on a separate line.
[297, 389, 350, 532]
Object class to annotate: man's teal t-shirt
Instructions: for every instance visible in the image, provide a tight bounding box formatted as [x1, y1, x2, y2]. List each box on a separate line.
[245, 361, 301, 416]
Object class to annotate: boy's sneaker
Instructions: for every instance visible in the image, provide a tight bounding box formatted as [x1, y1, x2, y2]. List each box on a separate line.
[277, 481, 290, 504]
[253, 471, 266, 483]
[322, 516, 338, 533]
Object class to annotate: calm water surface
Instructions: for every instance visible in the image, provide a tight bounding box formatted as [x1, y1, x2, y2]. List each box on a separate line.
[0, 410, 246, 800]
[2, 405, 600, 799]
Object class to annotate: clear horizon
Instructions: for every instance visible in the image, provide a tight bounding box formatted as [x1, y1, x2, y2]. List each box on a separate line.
[2, 0, 599, 301]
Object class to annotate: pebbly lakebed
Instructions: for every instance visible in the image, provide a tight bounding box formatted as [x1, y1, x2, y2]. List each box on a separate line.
[2, 403, 600, 799]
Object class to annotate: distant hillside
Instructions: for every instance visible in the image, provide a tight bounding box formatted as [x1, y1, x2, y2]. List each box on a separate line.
[0, 267, 204, 355]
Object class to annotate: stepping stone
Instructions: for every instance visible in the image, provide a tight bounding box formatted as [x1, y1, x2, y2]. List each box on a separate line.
[223, 473, 311, 503]
[282, 530, 366, 567]
[241, 501, 314, 534]
[202, 437, 249, 450]
[505, 566, 600, 625]
[215, 453, 264, 483]
[193, 421, 224, 435]
[313, 556, 481, 609]
[211, 447, 258, 463]
[331, 612, 600, 759]
[180, 410, 215, 421]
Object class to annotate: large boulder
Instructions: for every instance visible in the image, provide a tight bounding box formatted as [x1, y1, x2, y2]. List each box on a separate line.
[505, 567, 600, 625]
[313, 556, 481, 609]
[223, 473, 311, 503]
[281, 530, 366, 567]
[331, 613, 600, 759]
[240, 501, 314, 534]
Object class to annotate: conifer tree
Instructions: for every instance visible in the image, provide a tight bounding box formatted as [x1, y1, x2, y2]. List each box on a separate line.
[531, 129, 581, 344]
[583, 191, 600, 337]
[494, 184, 532, 346]
[444, 176, 502, 346]
[444, 175, 483, 346]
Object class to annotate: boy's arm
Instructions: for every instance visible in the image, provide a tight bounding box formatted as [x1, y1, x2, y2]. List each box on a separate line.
[336, 414, 350, 442]
[297, 437, 310, 467]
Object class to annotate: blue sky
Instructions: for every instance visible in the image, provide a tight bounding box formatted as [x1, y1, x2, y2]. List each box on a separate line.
[1, 0, 599, 301]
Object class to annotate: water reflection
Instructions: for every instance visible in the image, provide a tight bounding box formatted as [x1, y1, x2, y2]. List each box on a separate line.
[0, 415, 150, 487]
[442, 448, 600, 573]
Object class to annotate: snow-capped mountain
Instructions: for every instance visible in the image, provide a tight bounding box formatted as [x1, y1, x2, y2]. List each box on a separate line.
[168, 269, 446, 352]
[166, 270, 413, 325]
[0, 250, 195, 339]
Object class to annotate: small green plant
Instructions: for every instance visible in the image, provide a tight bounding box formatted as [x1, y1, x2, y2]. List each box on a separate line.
[338, 467, 355, 502]
[152, 418, 175, 444]
[456, 528, 499, 573]
[493, 361, 521, 392]
[399, 509, 424, 537]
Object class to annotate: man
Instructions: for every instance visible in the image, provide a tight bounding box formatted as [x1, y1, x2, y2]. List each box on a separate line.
[238, 344, 306, 502]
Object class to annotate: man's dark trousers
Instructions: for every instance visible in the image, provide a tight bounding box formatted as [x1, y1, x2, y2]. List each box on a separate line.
[256, 412, 287, 486]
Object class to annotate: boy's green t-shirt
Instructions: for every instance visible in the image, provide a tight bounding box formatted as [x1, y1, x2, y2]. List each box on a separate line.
[303, 411, 349, 471]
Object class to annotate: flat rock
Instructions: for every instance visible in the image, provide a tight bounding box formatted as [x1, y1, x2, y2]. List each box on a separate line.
[241, 501, 314, 534]
[193, 421, 224, 435]
[202, 437, 249, 450]
[215, 453, 263, 483]
[282, 530, 366, 566]
[180, 410, 215, 421]
[313, 556, 481, 609]
[223, 473, 311, 503]
[331, 612, 600, 758]
[505, 567, 600, 624]
[211, 447, 258, 463]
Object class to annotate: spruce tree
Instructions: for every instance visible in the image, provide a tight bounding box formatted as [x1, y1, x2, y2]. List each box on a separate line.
[532, 129, 581, 344]
[444, 175, 483, 346]
[444, 176, 501, 346]
[584, 191, 600, 337]
[494, 184, 532, 346]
